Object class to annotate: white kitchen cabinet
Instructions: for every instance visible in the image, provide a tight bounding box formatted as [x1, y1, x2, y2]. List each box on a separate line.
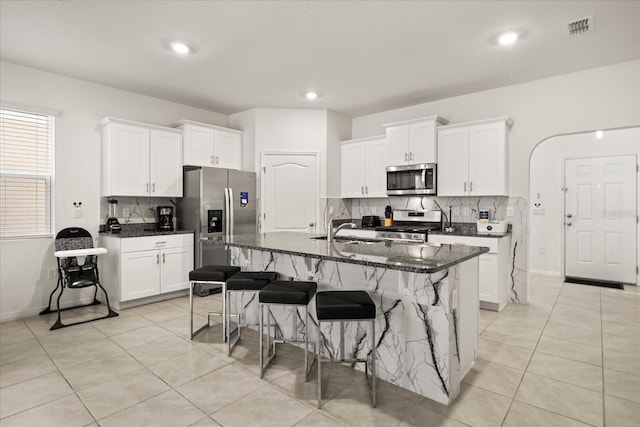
[100, 117, 183, 197]
[175, 120, 242, 170]
[341, 136, 387, 198]
[383, 116, 448, 167]
[437, 117, 512, 197]
[100, 233, 194, 308]
[428, 233, 511, 311]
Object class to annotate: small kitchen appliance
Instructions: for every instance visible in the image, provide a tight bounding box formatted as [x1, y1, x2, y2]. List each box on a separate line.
[156, 206, 174, 231]
[384, 206, 394, 227]
[361, 215, 382, 228]
[106, 199, 121, 234]
[476, 220, 508, 234]
[386, 163, 437, 196]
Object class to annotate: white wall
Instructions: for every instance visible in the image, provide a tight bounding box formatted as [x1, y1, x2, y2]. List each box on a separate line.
[529, 127, 640, 279]
[352, 60, 640, 198]
[326, 110, 352, 198]
[0, 61, 228, 320]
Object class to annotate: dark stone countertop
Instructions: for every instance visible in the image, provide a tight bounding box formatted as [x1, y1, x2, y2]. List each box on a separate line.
[225, 231, 488, 274]
[99, 223, 194, 238]
[429, 222, 511, 239]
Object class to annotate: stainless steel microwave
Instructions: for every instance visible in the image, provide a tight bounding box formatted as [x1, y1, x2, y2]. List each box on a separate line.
[386, 163, 437, 196]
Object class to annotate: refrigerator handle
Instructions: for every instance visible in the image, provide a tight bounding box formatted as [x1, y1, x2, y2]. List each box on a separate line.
[228, 187, 234, 236]
[224, 187, 230, 238]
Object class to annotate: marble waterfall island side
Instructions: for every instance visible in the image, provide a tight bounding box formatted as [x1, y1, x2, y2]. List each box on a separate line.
[225, 232, 487, 405]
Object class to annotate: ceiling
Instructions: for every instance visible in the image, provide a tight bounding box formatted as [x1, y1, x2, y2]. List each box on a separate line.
[1, 1, 638, 117]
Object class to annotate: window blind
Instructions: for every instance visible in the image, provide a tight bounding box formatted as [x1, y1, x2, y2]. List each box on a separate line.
[0, 108, 54, 238]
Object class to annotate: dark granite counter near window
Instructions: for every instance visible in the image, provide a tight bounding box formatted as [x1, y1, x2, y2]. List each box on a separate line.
[99, 223, 194, 238]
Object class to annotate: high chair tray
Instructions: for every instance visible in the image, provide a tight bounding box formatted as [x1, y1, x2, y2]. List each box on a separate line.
[54, 247, 107, 258]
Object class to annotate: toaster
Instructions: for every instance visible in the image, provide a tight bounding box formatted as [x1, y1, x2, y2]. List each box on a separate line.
[361, 215, 382, 228]
[476, 220, 508, 234]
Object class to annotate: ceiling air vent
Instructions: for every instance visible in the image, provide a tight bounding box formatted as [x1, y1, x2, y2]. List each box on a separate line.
[568, 16, 594, 35]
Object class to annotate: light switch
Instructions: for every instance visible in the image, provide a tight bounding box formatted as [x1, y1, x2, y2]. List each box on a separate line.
[506, 207, 514, 217]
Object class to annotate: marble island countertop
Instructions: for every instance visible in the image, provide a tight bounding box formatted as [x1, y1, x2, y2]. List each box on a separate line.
[225, 231, 488, 274]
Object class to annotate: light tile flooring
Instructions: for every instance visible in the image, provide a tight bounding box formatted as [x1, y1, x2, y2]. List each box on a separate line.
[1, 275, 639, 426]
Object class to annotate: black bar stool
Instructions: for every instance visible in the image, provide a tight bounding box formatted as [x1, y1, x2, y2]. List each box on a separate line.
[258, 280, 317, 379]
[189, 265, 240, 339]
[225, 271, 278, 355]
[315, 290, 377, 409]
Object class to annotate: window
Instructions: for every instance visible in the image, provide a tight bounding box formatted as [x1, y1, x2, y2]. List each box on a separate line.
[0, 107, 54, 238]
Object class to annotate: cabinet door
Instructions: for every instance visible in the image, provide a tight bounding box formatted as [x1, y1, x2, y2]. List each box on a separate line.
[478, 254, 498, 304]
[150, 130, 183, 197]
[364, 138, 387, 197]
[468, 122, 507, 196]
[386, 126, 409, 166]
[121, 249, 160, 301]
[183, 125, 215, 167]
[111, 124, 150, 196]
[341, 142, 366, 197]
[214, 130, 242, 170]
[437, 127, 469, 196]
[160, 246, 193, 293]
[409, 121, 436, 164]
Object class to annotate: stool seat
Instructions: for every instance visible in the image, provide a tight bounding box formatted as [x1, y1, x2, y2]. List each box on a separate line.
[189, 265, 240, 282]
[259, 280, 317, 305]
[226, 271, 279, 291]
[316, 291, 376, 320]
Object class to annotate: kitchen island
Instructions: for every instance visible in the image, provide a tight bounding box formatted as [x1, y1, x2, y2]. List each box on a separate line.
[226, 232, 488, 405]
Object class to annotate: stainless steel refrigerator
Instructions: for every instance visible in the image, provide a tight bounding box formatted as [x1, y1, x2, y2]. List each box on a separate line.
[178, 166, 257, 268]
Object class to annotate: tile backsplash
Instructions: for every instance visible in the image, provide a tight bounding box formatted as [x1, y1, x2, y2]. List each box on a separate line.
[100, 196, 177, 225]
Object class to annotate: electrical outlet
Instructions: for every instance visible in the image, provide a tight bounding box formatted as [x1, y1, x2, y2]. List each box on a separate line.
[328, 206, 335, 215]
[73, 207, 82, 219]
[538, 246, 544, 254]
[123, 208, 130, 217]
[48, 268, 57, 280]
[461, 207, 471, 217]
[506, 207, 514, 217]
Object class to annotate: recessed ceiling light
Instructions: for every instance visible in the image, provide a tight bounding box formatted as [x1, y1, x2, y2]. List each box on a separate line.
[595, 130, 603, 139]
[170, 41, 191, 54]
[304, 91, 319, 100]
[498, 31, 519, 46]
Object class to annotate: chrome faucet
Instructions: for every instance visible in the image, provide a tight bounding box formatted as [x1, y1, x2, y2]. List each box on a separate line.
[327, 221, 357, 243]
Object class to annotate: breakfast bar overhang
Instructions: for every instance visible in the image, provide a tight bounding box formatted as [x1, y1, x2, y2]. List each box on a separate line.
[225, 232, 488, 405]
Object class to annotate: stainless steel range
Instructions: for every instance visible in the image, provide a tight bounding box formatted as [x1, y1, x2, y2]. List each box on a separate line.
[375, 209, 442, 243]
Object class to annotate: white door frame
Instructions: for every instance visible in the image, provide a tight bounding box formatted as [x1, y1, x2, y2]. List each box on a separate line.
[561, 153, 638, 282]
[259, 151, 320, 233]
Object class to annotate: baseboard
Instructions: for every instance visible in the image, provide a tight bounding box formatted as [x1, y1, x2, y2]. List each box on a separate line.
[529, 269, 562, 277]
[0, 296, 97, 323]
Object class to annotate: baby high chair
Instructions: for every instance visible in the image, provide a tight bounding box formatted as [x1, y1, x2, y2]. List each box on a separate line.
[40, 227, 118, 330]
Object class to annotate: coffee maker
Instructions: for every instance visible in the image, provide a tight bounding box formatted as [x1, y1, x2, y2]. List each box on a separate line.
[106, 199, 121, 233]
[157, 206, 174, 231]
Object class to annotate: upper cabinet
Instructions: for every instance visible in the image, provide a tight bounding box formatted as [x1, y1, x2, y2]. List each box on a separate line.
[100, 117, 183, 197]
[383, 116, 449, 167]
[437, 117, 513, 197]
[174, 120, 242, 170]
[341, 136, 387, 198]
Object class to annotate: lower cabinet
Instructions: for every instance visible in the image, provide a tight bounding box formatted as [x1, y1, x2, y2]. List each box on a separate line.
[428, 234, 511, 311]
[101, 233, 194, 307]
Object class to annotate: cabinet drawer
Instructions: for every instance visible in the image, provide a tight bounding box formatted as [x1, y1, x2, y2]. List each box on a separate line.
[428, 235, 498, 253]
[120, 234, 193, 253]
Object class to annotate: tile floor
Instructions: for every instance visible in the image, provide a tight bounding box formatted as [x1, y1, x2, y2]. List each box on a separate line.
[0, 274, 639, 426]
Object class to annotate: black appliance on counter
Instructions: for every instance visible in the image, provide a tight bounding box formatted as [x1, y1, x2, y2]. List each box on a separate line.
[106, 199, 121, 234]
[156, 206, 174, 231]
[361, 215, 382, 228]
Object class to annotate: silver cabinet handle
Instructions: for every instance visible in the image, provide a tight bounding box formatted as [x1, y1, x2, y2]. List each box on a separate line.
[162, 253, 165, 263]
[566, 222, 572, 226]
[469, 182, 473, 193]
[156, 254, 159, 264]
[566, 213, 573, 218]
[309, 222, 315, 227]
[210, 155, 214, 164]
[405, 152, 408, 161]
[152, 183, 155, 192]
[215, 156, 219, 164]
[464, 182, 467, 192]
[365, 186, 368, 194]
[361, 186, 364, 194]
[409, 152, 413, 161]
[146, 182, 149, 193]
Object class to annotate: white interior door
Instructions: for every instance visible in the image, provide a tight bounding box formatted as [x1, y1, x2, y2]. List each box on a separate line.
[564, 155, 637, 284]
[261, 153, 318, 233]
